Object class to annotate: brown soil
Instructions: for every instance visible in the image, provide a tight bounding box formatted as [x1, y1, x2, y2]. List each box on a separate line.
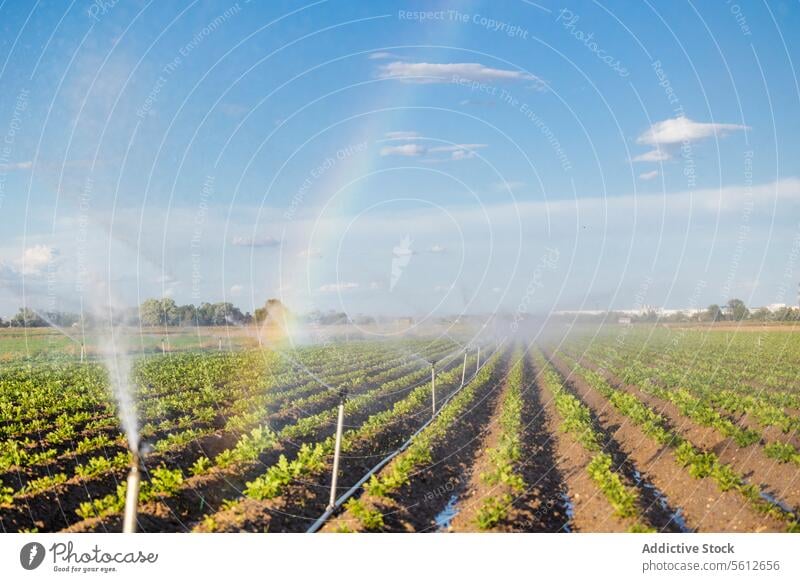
[66, 358, 462, 533]
[449, 354, 569, 532]
[549, 353, 789, 532]
[576, 356, 800, 514]
[535, 355, 670, 532]
[199, 394, 440, 533]
[323, 354, 508, 533]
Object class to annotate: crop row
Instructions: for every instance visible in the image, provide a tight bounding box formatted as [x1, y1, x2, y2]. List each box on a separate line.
[556, 353, 799, 532]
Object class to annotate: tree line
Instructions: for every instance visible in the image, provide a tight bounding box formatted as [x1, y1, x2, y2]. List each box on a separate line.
[0, 298, 291, 328]
[627, 298, 800, 323]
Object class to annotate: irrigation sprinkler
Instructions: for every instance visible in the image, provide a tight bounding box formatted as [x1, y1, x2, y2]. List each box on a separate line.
[430, 361, 437, 417]
[327, 387, 348, 511]
[122, 447, 144, 533]
[80, 343, 85, 363]
[460, 352, 467, 387]
[476, 346, 481, 372]
[218, 337, 223, 351]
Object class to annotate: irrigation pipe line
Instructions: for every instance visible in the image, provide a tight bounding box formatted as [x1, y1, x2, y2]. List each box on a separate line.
[306, 338, 508, 533]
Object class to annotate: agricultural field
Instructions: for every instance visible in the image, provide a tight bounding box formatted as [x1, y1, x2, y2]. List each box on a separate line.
[1, 326, 799, 533]
[0, 326, 266, 361]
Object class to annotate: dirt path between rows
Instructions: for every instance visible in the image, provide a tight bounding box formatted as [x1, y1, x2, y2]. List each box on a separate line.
[541, 353, 687, 532]
[574, 355, 800, 514]
[449, 353, 569, 532]
[322, 354, 509, 532]
[63, 360, 458, 533]
[548, 353, 788, 532]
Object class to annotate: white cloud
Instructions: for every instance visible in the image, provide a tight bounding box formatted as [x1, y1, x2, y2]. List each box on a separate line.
[637, 116, 749, 146]
[17, 245, 57, 275]
[319, 282, 359, 293]
[435, 144, 485, 153]
[380, 143, 426, 157]
[0, 161, 32, 171]
[381, 142, 487, 161]
[633, 148, 670, 162]
[368, 51, 397, 60]
[378, 61, 537, 84]
[429, 245, 446, 254]
[383, 131, 422, 141]
[231, 235, 280, 248]
[230, 284, 244, 296]
[451, 149, 476, 160]
[639, 170, 659, 181]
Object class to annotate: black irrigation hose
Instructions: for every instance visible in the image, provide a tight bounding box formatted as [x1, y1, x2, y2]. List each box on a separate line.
[307, 339, 507, 533]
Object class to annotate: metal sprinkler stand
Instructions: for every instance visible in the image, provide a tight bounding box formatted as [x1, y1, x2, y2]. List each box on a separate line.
[460, 352, 467, 387]
[122, 448, 143, 533]
[476, 346, 481, 372]
[327, 387, 348, 511]
[430, 361, 437, 417]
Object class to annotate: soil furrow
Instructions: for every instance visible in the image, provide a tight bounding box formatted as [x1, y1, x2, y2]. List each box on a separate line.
[575, 354, 800, 513]
[548, 352, 788, 532]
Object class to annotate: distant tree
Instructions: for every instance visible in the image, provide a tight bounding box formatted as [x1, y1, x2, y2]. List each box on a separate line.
[255, 299, 289, 325]
[10, 307, 48, 327]
[772, 306, 800, 321]
[705, 304, 723, 322]
[635, 308, 659, 323]
[751, 307, 771, 321]
[44, 311, 79, 327]
[211, 302, 244, 326]
[196, 302, 215, 326]
[176, 304, 197, 326]
[727, 298, 749, 321]
[663, 311, 688, 323]
[317, 310, 349, 325]
[139, 298, 179, 326]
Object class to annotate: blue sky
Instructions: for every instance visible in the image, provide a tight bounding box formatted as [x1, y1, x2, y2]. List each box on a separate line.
[0, 0, 799, 319]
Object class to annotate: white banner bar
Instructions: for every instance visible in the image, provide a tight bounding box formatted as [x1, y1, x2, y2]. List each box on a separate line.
[1, 533, 798, 581]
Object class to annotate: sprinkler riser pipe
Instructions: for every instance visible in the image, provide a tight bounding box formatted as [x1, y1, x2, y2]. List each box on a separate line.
[476, 347, 481, 372]
[122, 464, 140, 533]
[328, 401, 346, 510]
[460, 353, 467, 387]
[431, 366, 436, 417]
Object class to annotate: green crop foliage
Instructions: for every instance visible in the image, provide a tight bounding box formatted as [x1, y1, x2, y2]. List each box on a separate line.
[190, 456, 212, 476]
[344, 498, 384, 531]
[476, 495, 512, 530]
[765, 442, 800, 465]
[587, 453, 638, 518]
